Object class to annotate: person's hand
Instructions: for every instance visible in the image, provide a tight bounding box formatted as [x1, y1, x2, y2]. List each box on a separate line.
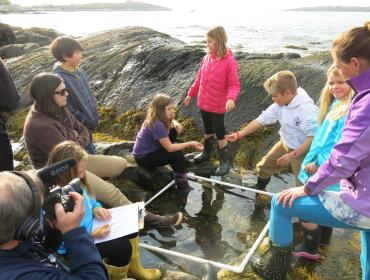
[225, 99, 235, 112]
[304, 162, 318, 175]
[91, 224, 112, 239]
[191, 141, 204, 151]
[277, 153, 293, 166]
[277, 186, 308, 208]
[93, 207, 112, 221]
[184, 96, 192, 106]
[225, 132, 240, 142]
[172, 120, 183, 134]
[53, 192, 85, 235]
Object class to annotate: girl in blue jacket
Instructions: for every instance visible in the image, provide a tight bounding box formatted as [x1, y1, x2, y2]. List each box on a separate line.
[48, 141, 162, 280]
[294, 64, 354, 260]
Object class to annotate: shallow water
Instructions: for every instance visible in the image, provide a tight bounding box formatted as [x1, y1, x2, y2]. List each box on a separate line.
[138, 172, 361, 279]
[139, 172, 284, 276]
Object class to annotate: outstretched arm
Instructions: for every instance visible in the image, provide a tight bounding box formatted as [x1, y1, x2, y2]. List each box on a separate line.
[226, 120, 263, 142]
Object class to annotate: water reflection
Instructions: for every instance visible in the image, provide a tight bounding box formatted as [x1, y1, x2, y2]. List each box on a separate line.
[140, 172, 361, 279]
[187, 187, 226, 260]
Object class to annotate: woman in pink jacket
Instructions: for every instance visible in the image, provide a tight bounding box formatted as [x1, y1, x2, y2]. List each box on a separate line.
[184, 26, 240, 176]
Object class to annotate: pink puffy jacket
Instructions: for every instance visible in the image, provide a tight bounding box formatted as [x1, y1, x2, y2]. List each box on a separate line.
[187, 49, 240, 114]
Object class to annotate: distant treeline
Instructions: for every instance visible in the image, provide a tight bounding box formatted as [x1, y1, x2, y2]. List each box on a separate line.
[286, 6, 370, 12]
[0, 2, 170, 13]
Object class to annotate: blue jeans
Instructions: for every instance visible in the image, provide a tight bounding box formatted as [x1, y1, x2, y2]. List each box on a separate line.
[270, 194, 370, 280]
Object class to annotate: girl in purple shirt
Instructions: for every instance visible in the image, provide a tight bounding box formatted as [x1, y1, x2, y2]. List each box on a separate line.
[133, 93, 203, 193]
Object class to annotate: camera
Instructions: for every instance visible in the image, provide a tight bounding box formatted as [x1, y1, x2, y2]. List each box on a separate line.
[36, 158, 83, 219]
[43, 178, 83, 219]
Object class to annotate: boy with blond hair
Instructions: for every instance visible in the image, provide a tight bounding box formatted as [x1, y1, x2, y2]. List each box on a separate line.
[227, 71, 318, 188]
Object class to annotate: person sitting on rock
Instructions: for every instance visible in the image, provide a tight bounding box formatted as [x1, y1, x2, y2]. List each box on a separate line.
[48, 140, 161, 280]
[184, 26, 240, 176]
[293, 64, 354, 260]
[226, 70, 319, 189]
[23, 72, 182, 228]
[133, 93, 203, 194]
[50, 36, 98, 155]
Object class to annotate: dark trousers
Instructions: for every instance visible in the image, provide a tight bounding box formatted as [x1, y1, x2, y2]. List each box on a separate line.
[134, 128, 186, 173]
[0, 119, 14, 171]
[96, 232, 137, 266]
[85, 130, 96, 155]
[200, 110, 226, 140]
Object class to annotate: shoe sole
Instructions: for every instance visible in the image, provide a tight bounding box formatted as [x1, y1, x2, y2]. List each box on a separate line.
[292, 251, 320, 260]
[174, 212, 183, 226]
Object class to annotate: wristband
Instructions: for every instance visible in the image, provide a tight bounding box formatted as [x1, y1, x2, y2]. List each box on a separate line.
[236, 131, 241, 140]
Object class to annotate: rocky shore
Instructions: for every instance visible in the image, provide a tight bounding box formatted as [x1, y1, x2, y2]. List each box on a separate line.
[2, 24, 359, 280]
[2, 23, 332, 167]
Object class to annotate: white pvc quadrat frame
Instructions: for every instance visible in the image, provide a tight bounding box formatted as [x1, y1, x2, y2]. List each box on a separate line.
[140, 173, 274, 273]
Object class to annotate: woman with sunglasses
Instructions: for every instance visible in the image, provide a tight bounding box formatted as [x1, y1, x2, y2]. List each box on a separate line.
[23, 72, 183, 228]
[24, 73, 89, 168]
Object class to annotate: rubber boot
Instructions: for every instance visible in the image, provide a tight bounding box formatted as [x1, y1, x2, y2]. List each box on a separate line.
[255, 176, 271, 190]
[144, 210, 183, 228]
[194, 137, 215, 163]
[320, 226, 333, 246]
[214, 146, 230, 176]
[103, 258, 131, 280]
[174, 172, 192, 194]
[128, 237, 162, 280]
[293, 226, 321, 260]
[251, 241, 292, 280]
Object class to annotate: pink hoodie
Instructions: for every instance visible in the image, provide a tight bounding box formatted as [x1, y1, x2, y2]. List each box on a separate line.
[187, 49, 240, 114]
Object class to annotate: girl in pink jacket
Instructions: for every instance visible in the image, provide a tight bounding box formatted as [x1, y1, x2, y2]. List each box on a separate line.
[184, 26, 240, 176]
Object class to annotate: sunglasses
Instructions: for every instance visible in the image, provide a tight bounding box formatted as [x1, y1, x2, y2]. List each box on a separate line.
[54, 88, 67, 96]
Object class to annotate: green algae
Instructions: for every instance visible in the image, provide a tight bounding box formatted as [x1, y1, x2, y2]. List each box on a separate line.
[6, 107, 29, 140]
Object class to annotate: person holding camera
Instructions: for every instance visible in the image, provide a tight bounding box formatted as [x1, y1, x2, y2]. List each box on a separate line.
[0, 170, 108, 279]
[23, 72, 182, 228]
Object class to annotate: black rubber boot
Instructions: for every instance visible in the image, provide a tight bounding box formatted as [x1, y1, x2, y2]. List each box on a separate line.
[194, 137, 215, 163]
[251, 241, 292, 280]
[174, 172, 192, 194]
[320, 226, 333, 246]
[256, 176, 271, 190]
[293, 226, 321, 260]
[214, 145, 231, 176]
[144, 211, 183, 228]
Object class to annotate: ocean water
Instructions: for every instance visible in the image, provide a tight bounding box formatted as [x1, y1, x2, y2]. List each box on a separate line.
[1, 9, 370, 55]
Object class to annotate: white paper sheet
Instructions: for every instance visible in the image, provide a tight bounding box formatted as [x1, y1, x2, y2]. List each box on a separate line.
[92, 202, 143, 244]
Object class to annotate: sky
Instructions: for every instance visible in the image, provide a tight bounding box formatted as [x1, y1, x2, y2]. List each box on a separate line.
[10, 0, 370, 11]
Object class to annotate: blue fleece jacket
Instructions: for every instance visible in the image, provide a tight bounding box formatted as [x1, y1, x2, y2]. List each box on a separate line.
[58, 188, 101, 254]
[0, 227, 107, 280]
[298, 99, 346, 191]
[53, 63, 99, 130]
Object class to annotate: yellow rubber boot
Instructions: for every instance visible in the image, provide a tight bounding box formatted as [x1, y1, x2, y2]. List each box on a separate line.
[103, 258, 129, 280]
[128, 237, 162, 280]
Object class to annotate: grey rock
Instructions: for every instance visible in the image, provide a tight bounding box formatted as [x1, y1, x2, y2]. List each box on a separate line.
[0, 43, 40, 58]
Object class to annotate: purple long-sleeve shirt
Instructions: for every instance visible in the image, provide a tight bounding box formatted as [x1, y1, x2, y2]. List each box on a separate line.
[304, 68, 370, 218]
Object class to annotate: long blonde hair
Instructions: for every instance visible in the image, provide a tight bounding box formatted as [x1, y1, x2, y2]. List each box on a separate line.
[206, 26, 228, 58]
[318, 64, 354, 124]
[47, 141, 93, 195]
[144, 93, 173, 130]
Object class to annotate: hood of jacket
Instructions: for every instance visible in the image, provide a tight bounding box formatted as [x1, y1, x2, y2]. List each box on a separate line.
[286, 87, 314, 109]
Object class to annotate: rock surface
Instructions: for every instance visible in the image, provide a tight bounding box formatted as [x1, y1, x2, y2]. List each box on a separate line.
[4, 26, 331, 130]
